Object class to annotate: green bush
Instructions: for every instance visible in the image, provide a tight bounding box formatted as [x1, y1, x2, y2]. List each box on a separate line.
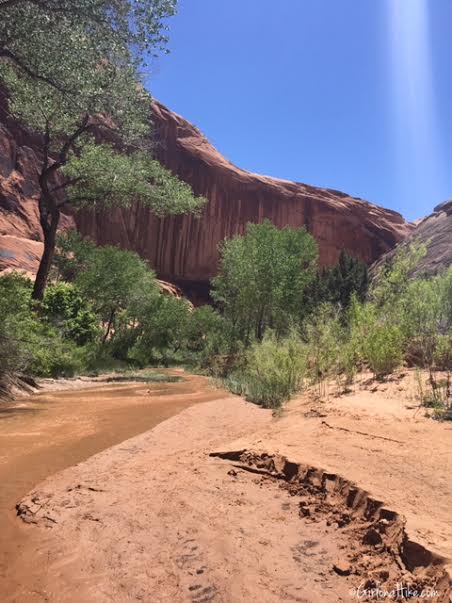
[364, 323, 404, 378]
[304, 304, 342, 391]
[336, 297, 378, 383]
[0, 273, 91, 382]
[227, 331, 306, 409]
[42, 282, 98, 345]
[0, 273, 42, 390]
[76, 244, 158, 343]
[183, 305, 223, 356]
[316, 250, 369, 310]
[182, 306, 241, 375]
[30, 335, 87, 377]
[435, 333, 452, 370]
[370, 242, 427, 308]
[440, 267, 452, 332]
[128, 296, 191, 367]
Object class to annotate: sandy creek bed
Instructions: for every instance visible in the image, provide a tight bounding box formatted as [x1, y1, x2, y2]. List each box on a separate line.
[0, 370, 451, 602]
[0, 372, 221, 600]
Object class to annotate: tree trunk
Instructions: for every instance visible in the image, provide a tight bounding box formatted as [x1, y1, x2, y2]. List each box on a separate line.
[32, 199, 60, 301]
[256, 305, 266, 340]
[31, 114, 91, 301]
[102, 308, 116, 345]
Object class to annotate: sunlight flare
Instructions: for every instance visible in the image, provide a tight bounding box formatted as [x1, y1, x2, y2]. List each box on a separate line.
[387, 0, 444, 203]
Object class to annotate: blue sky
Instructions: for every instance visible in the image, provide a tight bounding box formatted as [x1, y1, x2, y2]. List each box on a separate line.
[147, 0, 452, 221]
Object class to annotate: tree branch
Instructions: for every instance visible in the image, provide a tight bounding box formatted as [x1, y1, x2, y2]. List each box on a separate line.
[42, 114, 92, 186]
[59, 115, 92, 163]
[42, 118, 51, 171]
[37, 115, 92, 221]
[0, 46, 69, 93]
[0, 0, 112, 30]
[0, 0, 28, 10]
[50, 176, 82, 195]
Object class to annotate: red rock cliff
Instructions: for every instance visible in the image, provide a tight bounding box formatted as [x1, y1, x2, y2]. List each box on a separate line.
[0, 88, 412, 292]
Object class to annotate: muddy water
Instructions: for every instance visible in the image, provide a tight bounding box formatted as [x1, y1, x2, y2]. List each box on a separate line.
[0, 372, 220, 598]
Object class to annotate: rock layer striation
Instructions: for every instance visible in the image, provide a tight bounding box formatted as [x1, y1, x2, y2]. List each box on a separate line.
[0, 86, 411, 292]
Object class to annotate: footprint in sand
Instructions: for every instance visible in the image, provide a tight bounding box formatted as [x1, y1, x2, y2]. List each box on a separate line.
[175, 538, 219, 602]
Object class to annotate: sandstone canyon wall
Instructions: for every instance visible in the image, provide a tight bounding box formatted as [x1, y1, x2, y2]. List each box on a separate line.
[0, 85, 412, 294]
[373, 200, 452, 277]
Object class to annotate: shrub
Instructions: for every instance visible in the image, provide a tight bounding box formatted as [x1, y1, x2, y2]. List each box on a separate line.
[0, 273, 40, 392]
[128, 296, 191, 367]
[183, 306, 223, 354]
[435, 333, 452, 370]
[364, 323, 404, 378]
[320, 250, 369, 310]
[0, 273, 92, 381]
[304, 304, 342, 394]
[338, 297, 378, 383]
[370, 241, 427, 308]
[182, 306, 241, 374]
[227, 331, 306, 409]
[42, 282, 98, 345]
[30, 335, 87, 377]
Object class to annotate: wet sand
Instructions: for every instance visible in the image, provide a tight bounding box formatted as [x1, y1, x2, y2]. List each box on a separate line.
[0, 372, 221, 599]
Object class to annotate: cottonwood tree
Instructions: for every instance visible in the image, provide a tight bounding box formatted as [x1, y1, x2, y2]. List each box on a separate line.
[75, 245, 158, 344]
[211, 219, 318, 341]
[0, 0, 205, 300]
[0, 0, 176, 85]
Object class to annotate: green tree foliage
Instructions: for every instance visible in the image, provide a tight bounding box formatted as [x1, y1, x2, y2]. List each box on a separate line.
[322, 251, 369, 308]
[52, 231, 97, 282]
[41, 282, 98, 345]
[64, 143, 205, 217]
[129, 296, 191, 366]
[435, 333, 452, 371]
[211, 219, 318, 341]
[0, 273, 35, 392]
[346, 250, 451, 383]
[0, 1, 176, 91]
[0, 273, 87, 385]
[51, 237, 233, 371]
[184, 306, 223, 354]
[183, 306, 241, 376]
[338, 296, 377, 382]
[75, 245, 158, 343]
[370, 242, 427, 308]
[223, 243, 451, 409]
[0, 0, 206, 299]
[438, 266, 452, 334]
[305, 251, 369, 318]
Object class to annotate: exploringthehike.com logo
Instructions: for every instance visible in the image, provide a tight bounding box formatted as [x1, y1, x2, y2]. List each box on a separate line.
[350, 582, 440, 600]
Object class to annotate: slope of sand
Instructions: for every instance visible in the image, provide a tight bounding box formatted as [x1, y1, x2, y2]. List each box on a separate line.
[6, 371, 452, 602]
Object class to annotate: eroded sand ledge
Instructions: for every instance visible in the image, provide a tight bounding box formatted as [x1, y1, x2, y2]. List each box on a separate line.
[8, 373, 452, 602]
